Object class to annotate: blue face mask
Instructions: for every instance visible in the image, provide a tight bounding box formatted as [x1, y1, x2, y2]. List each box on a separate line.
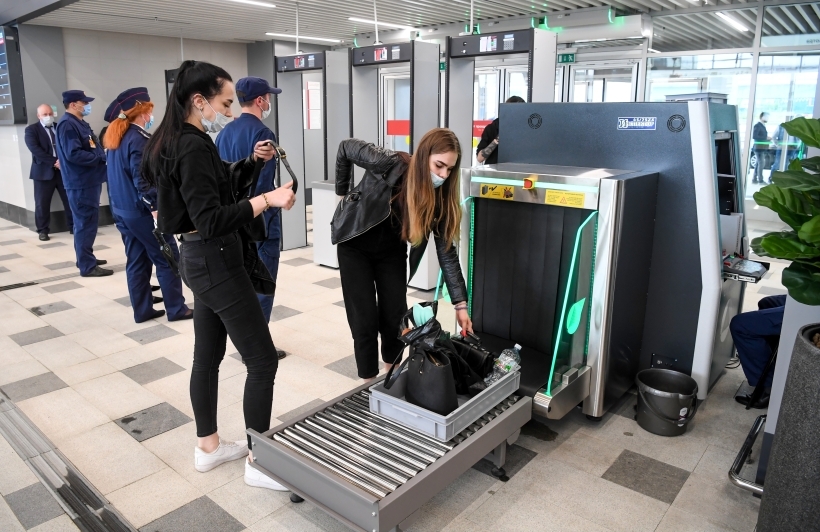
[81, 103, 92, 116]
[431, 171, 446, 189]
[145, 115, 155, 130]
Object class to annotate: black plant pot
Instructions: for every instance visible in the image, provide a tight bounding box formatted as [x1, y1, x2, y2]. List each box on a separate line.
[757, 323, 820, 531]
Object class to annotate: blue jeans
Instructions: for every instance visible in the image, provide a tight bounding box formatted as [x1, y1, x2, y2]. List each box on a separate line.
[729, 295, 786, 388]
[65, 185, 101, 275]
[256, 237, 281, 322]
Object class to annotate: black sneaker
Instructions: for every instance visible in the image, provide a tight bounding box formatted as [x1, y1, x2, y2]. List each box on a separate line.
[82, 266, 114, 277]
[39, 233, 50, 241]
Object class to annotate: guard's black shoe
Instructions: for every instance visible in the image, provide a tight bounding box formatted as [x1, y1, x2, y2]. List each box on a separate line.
[39, 233, 50, 241]
[735, 391, 770, 409]
[151, 285, 161, 292]
[82, 266, 113, 277]
[136, 309, 166, 323]
[152, 296, 164, 304]
[96, 259, 107, 266]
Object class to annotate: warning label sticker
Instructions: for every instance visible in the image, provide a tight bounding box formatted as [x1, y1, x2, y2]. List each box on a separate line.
[546, 190, 585, 209]
[479, 184, 515, 201]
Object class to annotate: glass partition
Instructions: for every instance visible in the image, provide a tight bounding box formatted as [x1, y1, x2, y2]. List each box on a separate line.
[652, 9, 758, 52]
[762, 3, 820, 47]
[646, 54, 753, 151]
[745, 53, 819, 202]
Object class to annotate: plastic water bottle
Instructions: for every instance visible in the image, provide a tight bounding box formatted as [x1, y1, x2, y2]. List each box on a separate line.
[500, 344, 522, 365]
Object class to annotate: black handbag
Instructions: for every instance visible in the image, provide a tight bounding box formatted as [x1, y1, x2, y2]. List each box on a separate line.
[451, 336, 495, 378]
[388, 349, 458, 416]
[330, 164, 402, 245]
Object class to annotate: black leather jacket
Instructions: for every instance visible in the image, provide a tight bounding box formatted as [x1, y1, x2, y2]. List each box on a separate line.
[334, 139, 468, 305]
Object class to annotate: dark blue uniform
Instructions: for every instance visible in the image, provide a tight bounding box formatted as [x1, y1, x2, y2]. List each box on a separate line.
[729, 294, 786, 389]
[215, 113, 281, 322]
[107, 124, 189, 322]
[55, 113, 107, 275]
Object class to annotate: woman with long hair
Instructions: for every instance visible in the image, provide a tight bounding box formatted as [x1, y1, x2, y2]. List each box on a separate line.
[333, 128, 472, 379]
[103, 87, 191, 323]
[142, 60, 295, 490]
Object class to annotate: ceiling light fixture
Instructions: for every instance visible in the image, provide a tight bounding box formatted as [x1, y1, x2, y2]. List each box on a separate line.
[348, 17, 415, 30]
[716, 12, 749, 32]
[265, 32, 341, 42]
[229, 0, 276, 7]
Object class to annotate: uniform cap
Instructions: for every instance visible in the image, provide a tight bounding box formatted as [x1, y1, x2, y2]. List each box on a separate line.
[104, 87, 151, 123]
[235, 77, 281, 103]
[62, 90, 94, 106]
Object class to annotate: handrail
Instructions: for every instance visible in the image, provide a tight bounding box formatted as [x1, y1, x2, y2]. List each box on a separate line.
[728, 414, 766, 495]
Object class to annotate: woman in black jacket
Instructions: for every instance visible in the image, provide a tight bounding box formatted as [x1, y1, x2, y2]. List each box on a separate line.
[142, 60, 295, 491]
[334, 128, 472, 380]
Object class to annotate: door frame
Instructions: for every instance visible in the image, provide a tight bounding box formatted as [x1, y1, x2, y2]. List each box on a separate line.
[565, 59, 641, 102]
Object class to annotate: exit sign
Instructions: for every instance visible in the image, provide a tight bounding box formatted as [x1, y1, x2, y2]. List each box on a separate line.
[558, 53, 576, 64]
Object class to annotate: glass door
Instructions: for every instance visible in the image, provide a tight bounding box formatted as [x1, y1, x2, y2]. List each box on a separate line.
[473, 68, 501, 165]
[568, 62, 639, 102]
[380, 71, 411, 152]
[505, 67, 529, 102]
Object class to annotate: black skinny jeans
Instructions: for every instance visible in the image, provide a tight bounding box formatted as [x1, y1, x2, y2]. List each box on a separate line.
[179, 232, 278, 448]
[338, 219, 408, 379]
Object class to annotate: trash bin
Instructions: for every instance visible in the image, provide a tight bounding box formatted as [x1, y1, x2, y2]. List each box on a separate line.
[636, 368, 699, 437]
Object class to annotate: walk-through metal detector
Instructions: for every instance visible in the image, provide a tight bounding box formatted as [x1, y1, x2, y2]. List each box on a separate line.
[349, 41, 441, 289]
[446, 29, 557, 166]
[274, 52, 345, 250]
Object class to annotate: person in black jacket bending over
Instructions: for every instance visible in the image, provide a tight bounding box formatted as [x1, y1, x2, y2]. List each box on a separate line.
[334, 129, 473, 380]
[142, 60, 295, 491]
[476, 95, 525, 165]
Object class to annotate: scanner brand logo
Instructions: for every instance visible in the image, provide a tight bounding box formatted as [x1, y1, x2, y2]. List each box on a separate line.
[617, 117, 656, 130]
[528, 113, 542, 129]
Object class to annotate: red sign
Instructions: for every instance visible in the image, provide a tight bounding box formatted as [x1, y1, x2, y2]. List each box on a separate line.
[386, 120, 410, 136]
[473, 120, 493, 138]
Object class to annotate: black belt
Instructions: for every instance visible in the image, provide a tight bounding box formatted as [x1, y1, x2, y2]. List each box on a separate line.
[178, 233, 202, 242]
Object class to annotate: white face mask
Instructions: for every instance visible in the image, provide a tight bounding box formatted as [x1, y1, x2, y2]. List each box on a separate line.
[198, 98, 230, 133]
[431, 171, 446, 189]
[260, 98, 272, 120]
[40, 115, 55, 127]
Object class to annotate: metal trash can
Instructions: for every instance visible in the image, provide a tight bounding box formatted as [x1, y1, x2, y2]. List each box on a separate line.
[636, 368, 699, 437]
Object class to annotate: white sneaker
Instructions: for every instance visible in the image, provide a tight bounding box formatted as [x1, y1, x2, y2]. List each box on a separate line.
[245, 460, 289, 491]
[194, 440, 249, 472]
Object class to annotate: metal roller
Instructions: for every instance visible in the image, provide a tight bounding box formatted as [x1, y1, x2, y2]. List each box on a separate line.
[273, 433, 389, 499]
[283, 429, 400, 493]
[340, 400, 455, 451]
[317, 411, 438, 464]
[332, 406, 448, 457]
[302, 418, 421, 477]
[292, 423, 412, 485]
[310, 415, 431, 469]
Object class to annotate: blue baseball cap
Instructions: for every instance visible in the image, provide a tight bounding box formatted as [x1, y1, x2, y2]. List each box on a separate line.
[62, 90, 94, 106]
[104, 87, 151, 122]
[235, 77, 281, 103]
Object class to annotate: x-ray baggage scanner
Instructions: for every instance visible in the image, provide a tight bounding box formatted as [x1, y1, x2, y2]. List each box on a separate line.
[446, 29, 557, 166]
[277, 50, 354, 251]
[492, 102, 746, 404]
[350, 41, 441, 289]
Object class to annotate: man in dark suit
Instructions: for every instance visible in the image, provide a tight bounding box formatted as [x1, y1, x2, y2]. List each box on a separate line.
[24, 104, 73, 241]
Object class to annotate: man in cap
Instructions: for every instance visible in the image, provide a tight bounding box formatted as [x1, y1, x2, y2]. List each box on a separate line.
[24, 104, 74, 241]
[55, 90, 111, 277]
[104, 88, 191, 323]
[215, 77, 286, 358]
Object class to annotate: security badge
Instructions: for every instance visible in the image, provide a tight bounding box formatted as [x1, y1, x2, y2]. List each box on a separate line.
[88, 135, 96, 149]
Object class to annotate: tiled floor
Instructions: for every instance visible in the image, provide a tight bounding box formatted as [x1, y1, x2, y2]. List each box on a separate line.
[0, 213, 778, 531]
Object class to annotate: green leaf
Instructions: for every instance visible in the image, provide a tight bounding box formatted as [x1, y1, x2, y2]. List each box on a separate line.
[799, 215, 820, 245]
[753, 231, 820, 260]
[753, 185, 813, 230]
[771, 170, 820, 193]
[789, 158, 804, 172]
[782, 261, 820, 306]
[782, 117, 820, 149]
[798, 156, 820, 173]
[566, 298, 586, 335]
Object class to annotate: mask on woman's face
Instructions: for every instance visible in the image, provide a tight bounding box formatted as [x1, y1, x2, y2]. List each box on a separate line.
[144, 114, 155, 130]
[198, 98, 230, 133]
[431, 171, 446, 189]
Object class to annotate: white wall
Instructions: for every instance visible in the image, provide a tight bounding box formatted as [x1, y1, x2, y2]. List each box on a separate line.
[0, 126, 29, 209]
[62, 28, 249, 135]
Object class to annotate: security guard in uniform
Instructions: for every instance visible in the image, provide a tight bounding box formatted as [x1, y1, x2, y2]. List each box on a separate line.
[55, 90, 111, 277]
[103, 88, 192, 323]
[215, 77, 285, 358]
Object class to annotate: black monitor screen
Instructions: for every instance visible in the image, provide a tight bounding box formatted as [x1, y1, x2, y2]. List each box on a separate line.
[0, 29, 13, 123]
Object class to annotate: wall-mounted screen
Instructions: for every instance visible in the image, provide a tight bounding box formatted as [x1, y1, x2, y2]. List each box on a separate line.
[0, 26, 26, 125]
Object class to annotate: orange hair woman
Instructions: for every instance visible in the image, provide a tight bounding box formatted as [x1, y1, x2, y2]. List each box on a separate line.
[103, 87, 192, 323]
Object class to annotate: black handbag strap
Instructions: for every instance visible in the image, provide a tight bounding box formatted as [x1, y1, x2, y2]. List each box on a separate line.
[383, 348, 411, 390]
[269, 139, 299, 193]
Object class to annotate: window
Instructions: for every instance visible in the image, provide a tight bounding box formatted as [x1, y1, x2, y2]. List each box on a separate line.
[762, 3, 820, 47]
[652, 9, 758, 52]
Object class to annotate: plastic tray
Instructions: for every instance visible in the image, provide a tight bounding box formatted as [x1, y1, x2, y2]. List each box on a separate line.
[369, 370, 521, 442]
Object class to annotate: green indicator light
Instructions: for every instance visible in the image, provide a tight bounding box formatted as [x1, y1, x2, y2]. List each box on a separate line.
[566, 298, 586, 335]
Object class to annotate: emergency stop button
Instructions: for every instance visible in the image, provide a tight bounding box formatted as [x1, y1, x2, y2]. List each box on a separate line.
[523, 176, 538, 190]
